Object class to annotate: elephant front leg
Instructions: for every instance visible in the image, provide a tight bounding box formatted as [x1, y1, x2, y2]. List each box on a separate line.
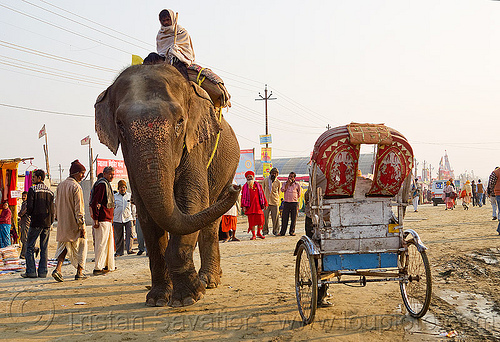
[198, 218, 222, 289]
[142, 220, 172, 307]
[166, 232, 206, 307]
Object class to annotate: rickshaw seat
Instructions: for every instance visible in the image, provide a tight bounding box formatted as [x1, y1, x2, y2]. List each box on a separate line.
[312, 123, 413, 198]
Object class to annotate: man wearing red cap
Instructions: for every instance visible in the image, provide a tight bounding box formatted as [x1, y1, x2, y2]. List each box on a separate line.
[241, 170, 268, 240]
[52, 160, 88, 282]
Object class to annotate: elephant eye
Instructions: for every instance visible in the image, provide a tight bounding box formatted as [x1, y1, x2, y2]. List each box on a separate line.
[117, 121, 126, 138]
[175, 118, 184, 135]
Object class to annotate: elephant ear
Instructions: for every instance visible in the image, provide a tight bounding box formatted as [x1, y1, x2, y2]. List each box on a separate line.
[184, 83, 222, 153]
[95, 88, 120, 155]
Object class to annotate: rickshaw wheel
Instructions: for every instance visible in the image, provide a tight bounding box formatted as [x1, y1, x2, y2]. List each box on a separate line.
[295, 243, 318, 325]
[400, 239, 432, 318]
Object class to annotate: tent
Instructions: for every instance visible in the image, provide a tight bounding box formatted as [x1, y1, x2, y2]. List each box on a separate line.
[0, 158, 33, 242]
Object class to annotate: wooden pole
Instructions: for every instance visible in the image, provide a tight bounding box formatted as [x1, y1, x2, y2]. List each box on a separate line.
[89, 138, 94, 186]
[44, 132, 51, 183]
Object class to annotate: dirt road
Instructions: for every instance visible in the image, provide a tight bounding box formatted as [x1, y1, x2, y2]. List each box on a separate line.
[1, 202, 499, 341]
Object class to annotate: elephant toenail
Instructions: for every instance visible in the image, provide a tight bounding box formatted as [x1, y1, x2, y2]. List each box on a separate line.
[169, 300, 182, 308]
[156, 299, 167, 307]
[146, 298, 156, 307]
[182, 297, 195, 306]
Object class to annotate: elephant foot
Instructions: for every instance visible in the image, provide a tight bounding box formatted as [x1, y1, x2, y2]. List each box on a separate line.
[168, 271, 206, 307]
[146, 284, 172, 307]
[199, 269, 221, 289]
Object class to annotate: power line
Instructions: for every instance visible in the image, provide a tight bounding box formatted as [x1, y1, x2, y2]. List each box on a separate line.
[271, 87, 333, 124]
[0, 103, 93, 118]
[0, 60, 109, 86]
[0, 3, 133, 55]
[0, 40, 119, 73]
[0, 54, 112, 83]
[38, 0, 153, 47]
[0, 66, 104, 89]
[21, 0, 151, 52]
[0, 21, 126, 65]
[232, 101, 323, 129]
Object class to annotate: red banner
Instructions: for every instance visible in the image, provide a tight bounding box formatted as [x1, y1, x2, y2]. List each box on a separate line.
[96, 159, 128, 178]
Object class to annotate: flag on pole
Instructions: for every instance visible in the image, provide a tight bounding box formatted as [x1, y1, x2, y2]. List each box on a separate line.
[38, 124, 46, 139]
[81, 135, 91, 145]
[132, 54, 143, 65]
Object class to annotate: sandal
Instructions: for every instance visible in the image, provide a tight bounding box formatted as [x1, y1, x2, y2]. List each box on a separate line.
[75, 273, 88, 280]
[52, 270, 64, 282]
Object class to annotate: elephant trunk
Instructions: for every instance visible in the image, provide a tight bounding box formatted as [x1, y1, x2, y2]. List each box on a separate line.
[128, 151, 240, 235]
[166, 184, 240, 235]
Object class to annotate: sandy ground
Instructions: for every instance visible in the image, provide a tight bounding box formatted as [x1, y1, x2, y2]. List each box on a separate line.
[1, 202, 500, 341]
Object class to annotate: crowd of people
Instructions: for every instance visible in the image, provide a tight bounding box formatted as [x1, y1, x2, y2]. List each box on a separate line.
[1, 160, 143, 282]
[220, 168, 303, 242]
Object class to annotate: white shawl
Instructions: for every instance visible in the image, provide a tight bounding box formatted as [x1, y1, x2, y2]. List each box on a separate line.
[156, 9, 195, 65]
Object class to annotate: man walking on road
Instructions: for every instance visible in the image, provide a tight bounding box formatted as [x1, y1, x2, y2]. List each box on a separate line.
[488, 167, 500, 221]
[279, 172, 302, 236]
[476, 180, 484, 207]
[262, 167, 281, 236]
[52, 160, 88, 282]
[488, 167, 500, 235]
[90, 166, 115, 275]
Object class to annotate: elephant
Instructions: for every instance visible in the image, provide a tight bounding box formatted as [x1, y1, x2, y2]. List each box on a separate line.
[95, 63, 241, 307]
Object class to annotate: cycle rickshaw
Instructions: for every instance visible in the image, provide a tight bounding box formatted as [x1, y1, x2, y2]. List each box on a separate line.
[294, 123, 432, 324]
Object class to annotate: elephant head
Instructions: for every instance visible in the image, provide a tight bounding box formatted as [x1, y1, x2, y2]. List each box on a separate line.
[95, 63, 239, 235]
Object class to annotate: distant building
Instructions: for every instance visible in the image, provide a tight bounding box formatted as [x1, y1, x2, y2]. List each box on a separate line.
[438, 151, 454, 180]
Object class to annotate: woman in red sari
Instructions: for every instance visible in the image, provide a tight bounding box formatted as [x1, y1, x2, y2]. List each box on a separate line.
[241, 171, 268, 240]
[0, 201, 12, 248]
[443, 181, 455, 210]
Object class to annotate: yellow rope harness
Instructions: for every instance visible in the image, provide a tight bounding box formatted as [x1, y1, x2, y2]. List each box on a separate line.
[207, 107, 222, 169]
[196, 68, 221, 169]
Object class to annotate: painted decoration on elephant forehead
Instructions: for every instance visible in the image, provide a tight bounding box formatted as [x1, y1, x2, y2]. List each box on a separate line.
[130, 118, 172, 142]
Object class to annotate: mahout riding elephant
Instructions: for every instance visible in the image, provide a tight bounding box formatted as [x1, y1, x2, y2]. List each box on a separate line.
[95, 63, 240, 307]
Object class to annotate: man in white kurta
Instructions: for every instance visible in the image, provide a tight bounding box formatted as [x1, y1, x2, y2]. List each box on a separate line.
[52, 160, 88, 282]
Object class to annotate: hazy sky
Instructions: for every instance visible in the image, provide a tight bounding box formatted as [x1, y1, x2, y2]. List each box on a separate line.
[1, 0, 499, 181]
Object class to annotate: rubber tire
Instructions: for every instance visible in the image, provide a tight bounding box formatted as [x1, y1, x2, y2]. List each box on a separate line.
[400, 240, 432, 318]
[295, 243, 318, 325]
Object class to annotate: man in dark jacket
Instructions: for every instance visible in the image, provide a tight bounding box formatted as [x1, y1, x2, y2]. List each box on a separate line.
[21, 169, 55, 278]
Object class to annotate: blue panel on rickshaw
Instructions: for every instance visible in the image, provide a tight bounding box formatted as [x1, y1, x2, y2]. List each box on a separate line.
[380, 253, 398, 268]
[323, 253, 398, 271]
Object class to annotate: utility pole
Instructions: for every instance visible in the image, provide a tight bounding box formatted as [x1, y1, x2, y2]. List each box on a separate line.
[255, 84, 276, 149]
[44, 131, 51, 183]
[58, 164, 64, 184]
[89, 138, 94, 186]
[422, 160, 427, 182]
